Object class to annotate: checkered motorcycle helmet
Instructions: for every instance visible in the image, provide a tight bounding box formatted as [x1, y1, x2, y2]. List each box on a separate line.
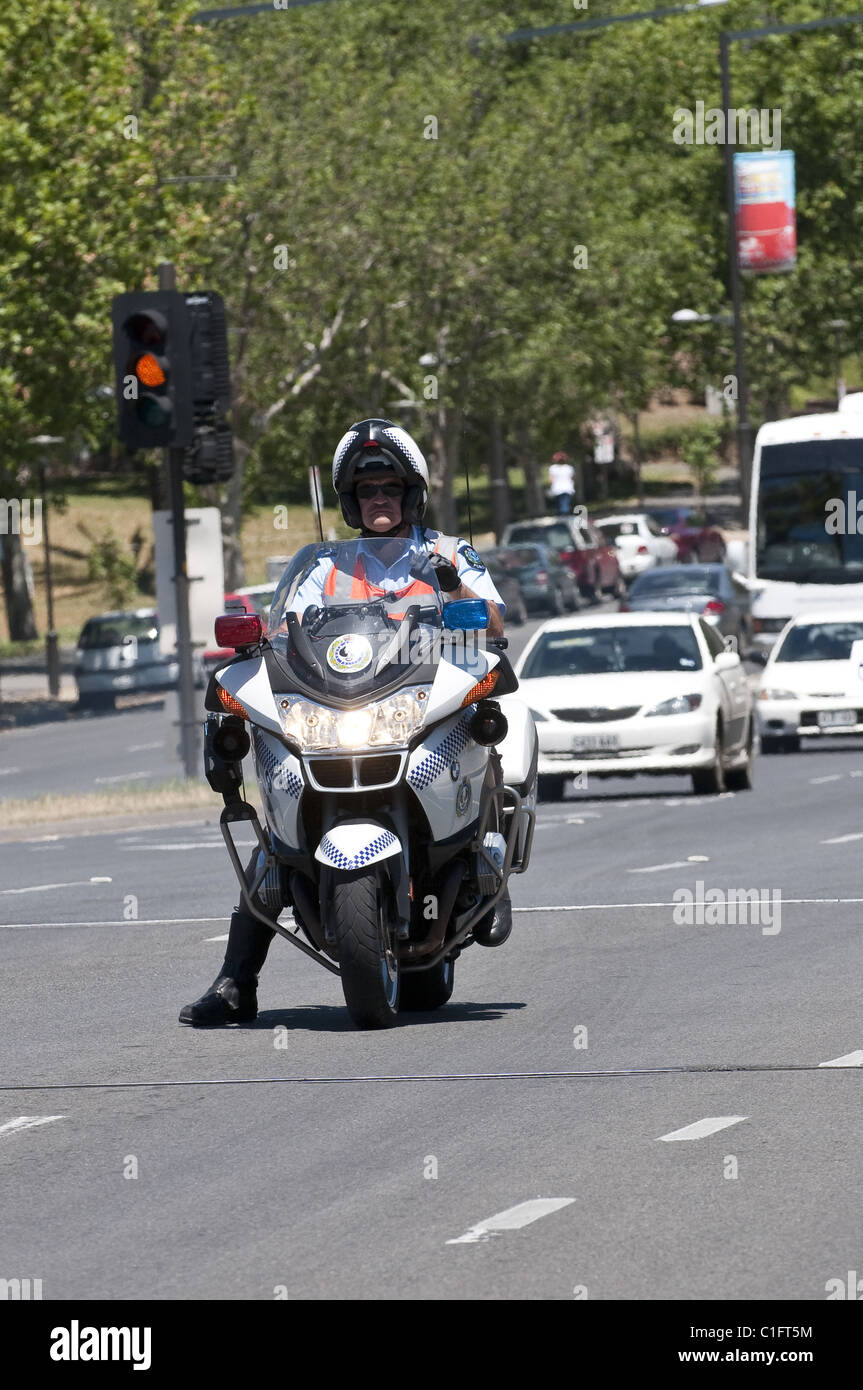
[331, 418, 430, 528]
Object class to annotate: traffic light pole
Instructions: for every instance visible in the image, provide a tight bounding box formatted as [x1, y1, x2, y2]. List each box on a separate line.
[167, 443, 199, 780]
[158, 261, 198, 780]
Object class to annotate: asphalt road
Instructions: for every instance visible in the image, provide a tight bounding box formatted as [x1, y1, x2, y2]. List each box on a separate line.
[2, 735, 863, 1300]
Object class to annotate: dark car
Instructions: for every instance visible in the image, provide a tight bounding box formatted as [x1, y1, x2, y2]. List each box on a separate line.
[484, 543, 579, 616]
[479, 552, 529, 625]
[620, 563, 751, 646]
[501, 516, 623, 599]
[646, 507, 726, 564]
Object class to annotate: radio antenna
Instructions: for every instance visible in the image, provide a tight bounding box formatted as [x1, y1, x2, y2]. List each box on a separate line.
[463, 460, 474, 546]
[310, 463, 324, 542]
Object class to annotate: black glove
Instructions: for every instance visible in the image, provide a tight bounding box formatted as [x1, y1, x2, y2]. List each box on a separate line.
[428, 554, 461, 593]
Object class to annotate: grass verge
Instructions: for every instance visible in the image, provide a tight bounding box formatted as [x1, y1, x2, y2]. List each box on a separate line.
[0, 777, 261, 828]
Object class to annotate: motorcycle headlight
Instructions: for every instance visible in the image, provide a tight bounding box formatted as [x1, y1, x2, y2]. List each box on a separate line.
[280, 686, 431, 751]
[644, 693, 703, 717]
[758, 688, 797, 701]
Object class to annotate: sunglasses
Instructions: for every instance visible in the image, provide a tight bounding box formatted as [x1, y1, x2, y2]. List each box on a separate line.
[356, 482, 404, 500]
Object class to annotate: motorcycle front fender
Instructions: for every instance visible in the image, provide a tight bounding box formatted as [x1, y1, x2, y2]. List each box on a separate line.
[314, 821, 403, 873]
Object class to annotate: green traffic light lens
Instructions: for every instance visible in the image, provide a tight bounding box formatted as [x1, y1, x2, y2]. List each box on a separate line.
[137, 395, 172, 427]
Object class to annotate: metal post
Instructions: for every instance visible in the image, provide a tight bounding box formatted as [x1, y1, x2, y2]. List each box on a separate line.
[39, 461, 60, 698]
[158, 261, 198, 779]
[720, 32, 753, 517]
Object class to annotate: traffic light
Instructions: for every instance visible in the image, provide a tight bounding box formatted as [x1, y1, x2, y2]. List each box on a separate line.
[111, 291, 194, 450]
[182, 291, 234, 484]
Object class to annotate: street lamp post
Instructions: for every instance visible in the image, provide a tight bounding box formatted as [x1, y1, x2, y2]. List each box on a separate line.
[27, 434, 64, 698]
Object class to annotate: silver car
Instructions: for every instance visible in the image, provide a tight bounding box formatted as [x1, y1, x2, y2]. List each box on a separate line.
[74, 608, 179, 710]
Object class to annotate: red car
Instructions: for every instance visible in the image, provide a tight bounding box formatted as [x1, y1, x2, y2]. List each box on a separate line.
[646, 508, 726, 564]
[501, 516, 624, 600]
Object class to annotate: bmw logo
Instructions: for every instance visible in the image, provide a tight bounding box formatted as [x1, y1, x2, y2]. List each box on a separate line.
[450, 760, 460, 781]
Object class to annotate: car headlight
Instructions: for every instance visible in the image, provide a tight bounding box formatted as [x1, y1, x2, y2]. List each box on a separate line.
[758, 688, 797, 701]
[644, 693, 703, 717]
[280, 686, 431, 751]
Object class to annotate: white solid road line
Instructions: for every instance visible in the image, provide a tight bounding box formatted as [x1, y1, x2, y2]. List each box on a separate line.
[0, 916, 229, 929]
[446, 1197, 575, 1245]
[820, 831, 863, 844]
[0, 1115, 65, 1139]
[628, 861, 690, 873]
[513, 897, 863, 913]
[819, 1051, 863, 1068]
[658, 1116, 747, 1142]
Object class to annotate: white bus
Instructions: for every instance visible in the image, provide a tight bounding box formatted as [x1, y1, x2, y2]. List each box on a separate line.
[743, 393, 863, 649]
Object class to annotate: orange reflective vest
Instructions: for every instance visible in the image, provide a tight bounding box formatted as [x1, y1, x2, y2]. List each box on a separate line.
[321, 535, 459, 619]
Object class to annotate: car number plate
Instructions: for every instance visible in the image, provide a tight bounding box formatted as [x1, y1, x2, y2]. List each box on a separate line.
[572, 733, 620, 752]
[817, 709, 856, 728]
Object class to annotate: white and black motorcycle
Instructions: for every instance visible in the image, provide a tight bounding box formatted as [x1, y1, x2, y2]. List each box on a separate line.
[202, 538, 537, 1029]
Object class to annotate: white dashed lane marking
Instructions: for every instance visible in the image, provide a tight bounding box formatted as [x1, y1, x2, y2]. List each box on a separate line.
[446, 1198, 575, 1245]
[0, 1116, 65, 1140]
[658, 1116, 747, 1142]
[628, 861, 690, 874]
[93, 772, 153, 785]
[819, 1051, 863, 1068]
[810, 775, 843, 784]
[0, 878, 112, 896]
[820, 832, 863, 844]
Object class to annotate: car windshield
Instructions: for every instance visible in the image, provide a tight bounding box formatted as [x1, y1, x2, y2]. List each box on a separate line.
[78, 615, 158, 649]
[774, 621, 863, 663]
[507, 523, 572, 551]
[630, 567, 721, 596]
[521, 624, 703, 677]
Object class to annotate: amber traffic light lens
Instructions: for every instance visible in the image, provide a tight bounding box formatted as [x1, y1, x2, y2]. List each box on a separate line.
[135, 353, 166, 387]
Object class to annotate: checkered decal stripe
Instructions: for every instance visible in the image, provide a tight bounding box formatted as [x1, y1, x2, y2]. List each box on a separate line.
[319, 829, 397, 871]
[332, 428, 360, 478]
[407, 711, 474, 791]
[253, 729, 303, 799]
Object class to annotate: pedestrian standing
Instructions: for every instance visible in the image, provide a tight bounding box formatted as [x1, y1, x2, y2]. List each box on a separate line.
[547, 451, 575, 516]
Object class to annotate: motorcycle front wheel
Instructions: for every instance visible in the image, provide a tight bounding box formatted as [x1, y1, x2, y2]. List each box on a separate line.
[332, 867, 400, 1029]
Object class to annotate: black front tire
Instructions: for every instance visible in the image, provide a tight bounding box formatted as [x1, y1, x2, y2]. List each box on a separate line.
[725, 724, 754, 791]
[331, 867, 400, 1029]
[537, 774, 566, 801]
[400, 959, 455, 1012]
[691, 727, 726, 795]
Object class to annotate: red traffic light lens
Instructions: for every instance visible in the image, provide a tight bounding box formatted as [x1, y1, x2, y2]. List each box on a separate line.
[125, 311, 167, 347]
[135, 353, 166, 387]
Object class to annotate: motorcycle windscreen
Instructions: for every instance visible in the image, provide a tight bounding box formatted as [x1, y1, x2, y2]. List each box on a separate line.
[266, 539, 445, 698]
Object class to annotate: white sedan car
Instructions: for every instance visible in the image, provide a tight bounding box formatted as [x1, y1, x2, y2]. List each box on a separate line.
[592, 512, 678, 581]
[755, 610, 863, 753]
[513, 613, 753, 799]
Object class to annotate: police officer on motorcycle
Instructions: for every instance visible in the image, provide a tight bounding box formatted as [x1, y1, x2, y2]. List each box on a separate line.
[179, 419, 511, 1027]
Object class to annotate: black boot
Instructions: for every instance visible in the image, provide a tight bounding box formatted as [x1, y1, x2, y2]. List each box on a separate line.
[179, 896, 276, 1026]
[473, 889, 513, 948]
